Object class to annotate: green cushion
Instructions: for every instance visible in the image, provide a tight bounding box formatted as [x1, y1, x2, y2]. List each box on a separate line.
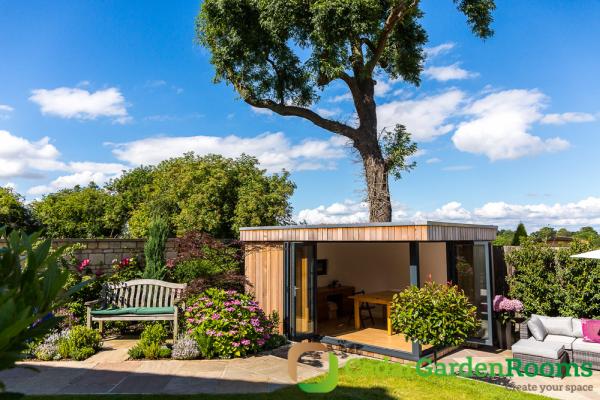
[92, 306, 174, 316]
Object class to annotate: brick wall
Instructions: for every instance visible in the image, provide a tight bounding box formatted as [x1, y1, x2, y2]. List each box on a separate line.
[0, 238, 179, 274]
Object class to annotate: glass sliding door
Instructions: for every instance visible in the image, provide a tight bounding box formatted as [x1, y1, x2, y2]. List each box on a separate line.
[451, 242, 492, 344]
[285, 242, 316, 339]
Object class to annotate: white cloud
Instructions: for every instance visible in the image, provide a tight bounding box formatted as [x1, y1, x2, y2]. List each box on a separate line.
[29, 87, 130, 123]
[540, 112, 596, 125]
[424, 63, 478, 81]
[328, 93, 352, 103]
[109, 132, 349, 173]
[0, 104, 14, 112]
[3, 182, 16, 190]
[300, 197, 600, 230]
[425, 157, 441, 164]
[378, 89, 465, 141]
[314, 107, 342, 118]
[424, 42, 455, 58]
[0, 130, 62, 178]
[27, 162, 125, 195]
[442, 165, 472, 171]
[374, 79, 393, 97]
[452, 89, 570, 160]
[250, 106, 274, 116]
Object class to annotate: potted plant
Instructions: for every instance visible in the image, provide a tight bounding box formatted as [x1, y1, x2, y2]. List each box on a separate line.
[492, 295, 523, 349]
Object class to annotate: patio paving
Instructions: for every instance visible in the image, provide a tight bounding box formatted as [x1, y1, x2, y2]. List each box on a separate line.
[0, 338, 358, 395]
[440, 347, 600, 400]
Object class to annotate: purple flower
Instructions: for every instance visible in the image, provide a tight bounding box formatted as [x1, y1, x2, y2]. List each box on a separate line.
[263, 333, 271, 339]
[206, 301, 214, 307]
[250, 318, 261, 327]
[212, 313, 221, 320]
[493, 295, 523, 312]
[241, 339, 251, 346]
[257, 339, 265, 346]
[225, 307, 235, 312]
[232, 342, 240, 347]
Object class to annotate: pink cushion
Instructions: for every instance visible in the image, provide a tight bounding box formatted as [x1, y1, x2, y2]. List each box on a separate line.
[582, 319, 600, 343]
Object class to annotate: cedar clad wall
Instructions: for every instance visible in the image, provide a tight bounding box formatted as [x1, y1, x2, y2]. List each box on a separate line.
[244, 243, 285, 332]
[240, 224, 496, 242]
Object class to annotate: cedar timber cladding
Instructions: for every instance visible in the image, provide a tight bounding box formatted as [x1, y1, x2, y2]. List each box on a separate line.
[239, 222, 497, 242]
[244, 243, 284, 331]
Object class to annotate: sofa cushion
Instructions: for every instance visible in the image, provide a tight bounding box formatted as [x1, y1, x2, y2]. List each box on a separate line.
[92, 306, 174, 316]
[572, 338, 600, 353]
[544, 334, 576, 350]
[528, 316, 548, 340]
[512, 339, 565, 359]
[572, 319, 584, 338]
[533, 314, 574, 336]
[582, 319, 600, 343]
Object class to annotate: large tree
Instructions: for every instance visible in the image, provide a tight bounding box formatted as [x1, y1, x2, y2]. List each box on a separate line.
[0, 187, 39, 233]
[197, 0, 495, 221]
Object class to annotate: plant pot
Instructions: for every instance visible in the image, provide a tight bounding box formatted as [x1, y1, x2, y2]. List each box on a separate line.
[495, 320, 514, 349]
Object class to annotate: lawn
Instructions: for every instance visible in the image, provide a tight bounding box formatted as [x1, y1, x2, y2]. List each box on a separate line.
[23, 358, 543, 400]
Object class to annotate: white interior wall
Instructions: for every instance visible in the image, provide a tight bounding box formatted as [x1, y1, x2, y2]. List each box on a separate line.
[418, 242, 448, 285]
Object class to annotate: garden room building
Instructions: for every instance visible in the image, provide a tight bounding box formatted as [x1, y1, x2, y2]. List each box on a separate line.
[240, 221, 497, 361]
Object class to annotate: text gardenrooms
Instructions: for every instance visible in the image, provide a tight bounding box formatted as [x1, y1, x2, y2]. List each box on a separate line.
[416, 356, 593, 378]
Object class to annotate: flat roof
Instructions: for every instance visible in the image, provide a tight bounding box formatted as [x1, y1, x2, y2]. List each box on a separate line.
[240, 221, 497, 242]
[239, 221, 497, 231]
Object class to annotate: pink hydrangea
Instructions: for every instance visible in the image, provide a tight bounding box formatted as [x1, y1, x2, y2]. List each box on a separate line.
[493, 295, 523, 312]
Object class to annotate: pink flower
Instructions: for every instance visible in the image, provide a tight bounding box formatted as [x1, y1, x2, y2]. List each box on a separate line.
[257, 339, 265, 346]
[232, 342, 240, 347]
[241, 339, 251, 346]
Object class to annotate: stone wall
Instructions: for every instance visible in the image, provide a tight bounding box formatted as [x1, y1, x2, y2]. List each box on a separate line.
[0, 238, 179, 274]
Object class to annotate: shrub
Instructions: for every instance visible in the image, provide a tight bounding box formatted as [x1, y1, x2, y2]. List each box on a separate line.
[143, 216, 169, 279]
[391, 281, 478, 361]
[128, 323, 171, 360]
[185, 271, 250, 296]
[58, 326, 103, 361]
[109, 257, 143, 282]
[169, 231, 242, 283]
[507, 238, 600, 318]
[34, 331, 70, 361]
[172, 336, 201, 360]
[184, 288, 275, 358]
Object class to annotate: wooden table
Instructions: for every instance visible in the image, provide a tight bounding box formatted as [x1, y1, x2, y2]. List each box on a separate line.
[348, 290, 399, 335]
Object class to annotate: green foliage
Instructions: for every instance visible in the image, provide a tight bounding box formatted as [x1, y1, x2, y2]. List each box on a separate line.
[123, 154, 295, 238]
[109, 257, 143, 282]
[529, 226, 557, 243]
[493, 229, 514, 246]
[0, 228, 80, 386]
[507, 239, 600, 318]
[56, 326, 102, 361]
[185, 288, 276, 358]
[391, 281, 478, 349]
[0, 187, 39, 233]
[381, 125, 418, 180]
[128, 323, 171, 360]
[511, 223, 528, 246]
[31, 183, 123, 238]
[142, 216, 169, 280]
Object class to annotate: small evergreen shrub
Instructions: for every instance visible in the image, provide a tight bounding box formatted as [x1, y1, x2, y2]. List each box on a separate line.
[172, 336, 201, 360]
[34, 327, 102, 361]
[143, 216, 169, 279]
[184, 288, 276, 358]
[391, 281, 478, 360]
[128, 323, 171, 360]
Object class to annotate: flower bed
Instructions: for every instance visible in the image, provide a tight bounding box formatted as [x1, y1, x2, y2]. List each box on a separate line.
[34, 326, 102, 361]
[184, 288, 278, 358]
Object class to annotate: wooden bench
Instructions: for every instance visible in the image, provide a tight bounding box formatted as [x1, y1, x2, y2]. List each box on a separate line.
[85, 279, 187, 341]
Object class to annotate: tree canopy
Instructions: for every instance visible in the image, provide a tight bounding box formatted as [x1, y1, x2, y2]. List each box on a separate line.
[30, 154, 295, 239]
[0, 187, 38, 233]
[197, 0, 495, 221]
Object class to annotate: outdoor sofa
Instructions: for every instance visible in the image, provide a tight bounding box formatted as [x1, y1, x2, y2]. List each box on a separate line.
[512, 314, 600, 377]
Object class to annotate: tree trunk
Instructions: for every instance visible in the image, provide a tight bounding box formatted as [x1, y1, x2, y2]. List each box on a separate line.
[356, 130, 392, 222]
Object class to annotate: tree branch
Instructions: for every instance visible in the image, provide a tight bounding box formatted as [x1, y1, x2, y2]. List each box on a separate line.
[364, 0, 418, 75]
[245, 98, 358, 141]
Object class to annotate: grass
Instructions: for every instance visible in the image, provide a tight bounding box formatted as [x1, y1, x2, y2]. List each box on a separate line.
[21, 358, 544, 400]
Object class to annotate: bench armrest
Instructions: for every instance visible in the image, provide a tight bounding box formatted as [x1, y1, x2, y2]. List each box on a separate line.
[84, 299, 101, 307]
[519, 318, 531, 340]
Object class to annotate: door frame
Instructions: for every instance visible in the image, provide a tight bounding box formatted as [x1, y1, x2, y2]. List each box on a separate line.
[283, 241, 318, 340]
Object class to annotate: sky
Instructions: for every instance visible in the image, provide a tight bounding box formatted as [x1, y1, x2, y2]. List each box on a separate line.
[1, 0, 599, 231]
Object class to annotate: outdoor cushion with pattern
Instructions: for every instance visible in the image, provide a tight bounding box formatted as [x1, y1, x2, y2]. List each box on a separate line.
[512, 339, 565, 359]
[528, 316, 548, 341]
[533, 314, 574, 336]
[543, 334, 576, 350]
[582, 319, 600, 343]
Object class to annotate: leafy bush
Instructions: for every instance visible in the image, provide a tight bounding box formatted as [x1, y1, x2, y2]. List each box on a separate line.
[391, 281, 478, 360]
[109, 257, 143, 282]
[0, 228, 83, 385]
[169, 231, 242, 283]
[34, 331, 70, 361]
[184, 288, 275, 358]
[185, 271, 250, 296]
[34, 327, 101, 361]
[507, 239, 600, 318]
[172, 336, 201, 360]
[128, 323, 171, 360]
[143, 216, 169, 279]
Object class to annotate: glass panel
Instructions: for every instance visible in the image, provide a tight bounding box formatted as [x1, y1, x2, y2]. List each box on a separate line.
[455, 244, 489, 340]
[294, 245, 314, 335]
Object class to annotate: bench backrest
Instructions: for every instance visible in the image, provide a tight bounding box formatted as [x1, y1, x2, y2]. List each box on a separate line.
[101, 279, 187, 309]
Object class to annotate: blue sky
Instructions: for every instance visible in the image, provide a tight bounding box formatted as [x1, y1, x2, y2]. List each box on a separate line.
[1, 0, 599, 230]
